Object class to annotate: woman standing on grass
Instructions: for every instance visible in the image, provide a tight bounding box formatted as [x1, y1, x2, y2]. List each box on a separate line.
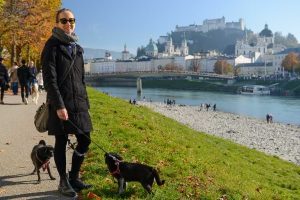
[41, 8, 92, 198]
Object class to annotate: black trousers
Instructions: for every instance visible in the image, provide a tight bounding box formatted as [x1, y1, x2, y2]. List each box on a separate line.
[20, 83, 29, 101]
[0, 85, 4, 101]
[54, 132, 91, 178]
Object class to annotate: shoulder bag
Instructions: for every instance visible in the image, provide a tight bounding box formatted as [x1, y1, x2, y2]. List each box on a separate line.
[34, 49, 77, 133]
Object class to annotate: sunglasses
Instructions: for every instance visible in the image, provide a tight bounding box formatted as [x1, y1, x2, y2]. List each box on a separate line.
[59, 18, 76, 25]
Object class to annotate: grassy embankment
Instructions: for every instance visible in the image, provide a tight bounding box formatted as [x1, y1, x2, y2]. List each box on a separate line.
[82, 87, 300, 199]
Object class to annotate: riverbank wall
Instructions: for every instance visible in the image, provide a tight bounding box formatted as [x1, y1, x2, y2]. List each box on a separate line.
[138, 101, 300, 165]
[86, 76, 300, 97]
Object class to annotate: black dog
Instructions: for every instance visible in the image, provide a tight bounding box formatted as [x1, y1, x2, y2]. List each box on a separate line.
[104, 152, 165, 194]
[30, 140, 55, 183]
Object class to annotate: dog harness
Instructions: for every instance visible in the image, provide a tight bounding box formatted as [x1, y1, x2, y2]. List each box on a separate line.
[35, 152, 50, 171]
[110, 160, 122, 177]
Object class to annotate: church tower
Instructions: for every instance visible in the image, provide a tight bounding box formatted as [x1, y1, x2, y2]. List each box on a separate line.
[165, 36, 174, 56]
[180, 32, 189, 56]
[122, 44, 130, 60]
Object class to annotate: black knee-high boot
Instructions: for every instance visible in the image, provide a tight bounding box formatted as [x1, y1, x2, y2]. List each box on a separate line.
[58, 174, 77, 198]
[69, 152, 92, 192]
[54, 135, 77, 197]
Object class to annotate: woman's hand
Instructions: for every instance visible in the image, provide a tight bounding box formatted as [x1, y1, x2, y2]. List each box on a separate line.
[57, 108, 69, 120]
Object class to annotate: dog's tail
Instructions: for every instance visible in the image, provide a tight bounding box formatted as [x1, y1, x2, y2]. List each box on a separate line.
[153, 169, 165, 186]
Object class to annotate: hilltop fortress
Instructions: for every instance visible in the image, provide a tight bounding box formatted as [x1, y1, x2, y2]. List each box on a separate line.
[175, 16, 244, 32]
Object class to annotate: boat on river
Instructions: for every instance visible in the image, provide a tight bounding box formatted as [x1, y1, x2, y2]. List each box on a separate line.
[240, 85, 270, 95]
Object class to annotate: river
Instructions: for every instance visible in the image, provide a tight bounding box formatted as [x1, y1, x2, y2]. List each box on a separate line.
[95, 87, 300, 125]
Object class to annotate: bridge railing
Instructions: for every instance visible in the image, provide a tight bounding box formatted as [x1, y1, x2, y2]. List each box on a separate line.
[85, 70, 235, 79]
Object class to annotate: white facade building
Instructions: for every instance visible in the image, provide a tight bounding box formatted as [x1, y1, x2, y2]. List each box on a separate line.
[234, 24, 288, 76]
[89, 58, 175, 74]
[237, 63, 275, 76]
[90, 61, 115, 74]
[234, 55, 252, 66]
[235, 25, 286, 58]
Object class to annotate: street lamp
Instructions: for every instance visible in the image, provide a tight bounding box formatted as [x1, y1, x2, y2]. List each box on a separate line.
[264, 56, 266, 81]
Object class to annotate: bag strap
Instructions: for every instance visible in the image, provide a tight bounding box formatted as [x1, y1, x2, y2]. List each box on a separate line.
[46, 45, 77, 103]
[58, 45, 77, 88]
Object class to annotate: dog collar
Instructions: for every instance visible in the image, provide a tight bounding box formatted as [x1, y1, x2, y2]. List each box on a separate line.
[41, 160, 50, 171]
[110, 160, 122, 176]
[35, 151, 50, 171]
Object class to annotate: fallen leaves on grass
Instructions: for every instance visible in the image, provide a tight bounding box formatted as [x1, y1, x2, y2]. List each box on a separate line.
[104, 177, 113, 184]
[87, 191, 102, 200]
[177, 175, 205, 198]
[219, 194, 228, 200]
[120, 148, 128, 154]
[256, 187, 262, 193]
[157, 160, 168, 168]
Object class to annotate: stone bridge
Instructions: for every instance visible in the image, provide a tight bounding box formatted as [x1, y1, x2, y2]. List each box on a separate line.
[85, 71, 234, 81]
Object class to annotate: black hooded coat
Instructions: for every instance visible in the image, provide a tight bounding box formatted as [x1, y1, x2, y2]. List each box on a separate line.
[41, 36, 92, 135]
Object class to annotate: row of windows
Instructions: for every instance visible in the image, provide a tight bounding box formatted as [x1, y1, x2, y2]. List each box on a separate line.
[236, 48, 266, 55]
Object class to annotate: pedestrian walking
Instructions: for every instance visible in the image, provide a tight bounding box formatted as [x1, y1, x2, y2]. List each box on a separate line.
[17, 59, 33, 104]
[36, 69, 44, 92]
[9, 62, 19, 95]
[28, 61, 37, 94]
[0, 57, 9, 104]
[213, 104, 216, 111]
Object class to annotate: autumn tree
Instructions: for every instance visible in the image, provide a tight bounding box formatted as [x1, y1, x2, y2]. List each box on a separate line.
[298, 54, 300, 73]
[0, 0, 61, 66]
[0, 0, 4, 10]
[163, 63, 183, 71]
[233, 66, 241, 76]
[190, 58, 201, 72]
[214, 60, 233, 75]
[281, 52, 299, 74]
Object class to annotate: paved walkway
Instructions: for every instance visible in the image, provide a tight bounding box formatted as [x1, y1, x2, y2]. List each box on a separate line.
[0, 92, 75, 200]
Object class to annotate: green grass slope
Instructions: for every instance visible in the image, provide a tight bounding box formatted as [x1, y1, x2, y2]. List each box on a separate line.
[82, 88, 300, 200]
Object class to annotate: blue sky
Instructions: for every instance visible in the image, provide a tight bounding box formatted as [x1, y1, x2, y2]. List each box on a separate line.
[63, 0, 299, 54]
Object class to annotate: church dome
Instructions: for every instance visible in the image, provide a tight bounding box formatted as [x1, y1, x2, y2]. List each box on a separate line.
[259, 24, 273, 37]
[145, 39, 158, 52]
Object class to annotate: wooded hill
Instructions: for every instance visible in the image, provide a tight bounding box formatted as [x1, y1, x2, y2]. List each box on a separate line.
[171, 28, 244, 55]
[156, 29, 299, 56]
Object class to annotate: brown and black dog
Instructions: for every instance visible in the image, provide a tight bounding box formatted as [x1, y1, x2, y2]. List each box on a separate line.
[104, 152, 165, 194]
[30, 140, 55, 183]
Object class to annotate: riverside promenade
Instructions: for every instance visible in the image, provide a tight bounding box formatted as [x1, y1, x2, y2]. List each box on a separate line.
[0, 93, 74, 199]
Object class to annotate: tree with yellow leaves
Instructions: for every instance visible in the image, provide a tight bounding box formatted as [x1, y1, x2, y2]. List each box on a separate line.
[214, 60, 233, 75]
[0, 0, 61, 66]
[281, 52, 299, 74]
